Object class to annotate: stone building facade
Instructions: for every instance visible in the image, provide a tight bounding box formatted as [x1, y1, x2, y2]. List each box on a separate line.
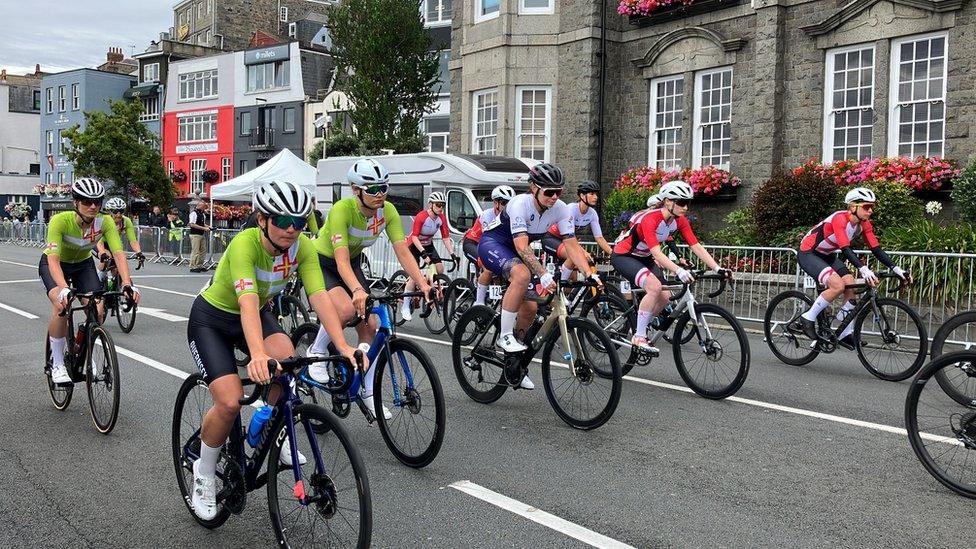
[172, 0, 333, 51]
[450, 0, 976, 209]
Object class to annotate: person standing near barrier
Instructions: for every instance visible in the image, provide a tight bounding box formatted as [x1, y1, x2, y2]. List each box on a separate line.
[147, 205, 167, 256]
[188, 201, 211, 272]
[167, 209, 185, 256]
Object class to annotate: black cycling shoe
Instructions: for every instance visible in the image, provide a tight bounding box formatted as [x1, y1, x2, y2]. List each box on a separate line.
[837, 334, 863, 351]
[798, 317, 819, 340]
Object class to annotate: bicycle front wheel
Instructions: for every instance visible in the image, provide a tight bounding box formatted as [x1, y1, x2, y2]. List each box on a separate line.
[373, 338, 446, 467]
[267, 404, 372, 548]
[541, 317, 622, 430]
[855, 297, 927, 381]
[389, 270, 410, 326]
[578, 293, 636, 376]
[931, 310, 976, 405]
[277, 295, 310, 337]
[763, 290, 819, 366]
[672, 303, 750, 399]
[422, 274, 452, 334]
[445, 277, 476, 339]
[116, 299, 136, 333]
[452, 305, 507, 403]
[86, 325, 121, 433]
[905, 351, 976, 499]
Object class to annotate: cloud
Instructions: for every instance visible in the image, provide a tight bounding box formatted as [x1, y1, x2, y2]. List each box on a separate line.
[0, 0, 173, 74]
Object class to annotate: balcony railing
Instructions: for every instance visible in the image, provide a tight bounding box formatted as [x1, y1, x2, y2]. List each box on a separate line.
[248, 128, 275, 150]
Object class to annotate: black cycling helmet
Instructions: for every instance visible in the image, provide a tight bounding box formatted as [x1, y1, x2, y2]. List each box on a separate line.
[577, 180, 600, 195]
[528, 162, 564, 188]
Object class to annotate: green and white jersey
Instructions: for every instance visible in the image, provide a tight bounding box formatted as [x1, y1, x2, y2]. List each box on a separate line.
[44, 211, 122, 264]
[201, 228, 326, 314]
[315, 197, 405, 258]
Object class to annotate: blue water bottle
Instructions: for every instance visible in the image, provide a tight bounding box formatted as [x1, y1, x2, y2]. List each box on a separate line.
[247, 405, 273, 447]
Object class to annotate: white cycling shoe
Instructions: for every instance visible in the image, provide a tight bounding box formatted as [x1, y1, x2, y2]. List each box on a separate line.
[497, 333, 527, 353]
[191, 460, 218, 521]
[362, 393, 392, 420]
[519, 375, 535, 390]
[279, 435, 307, 466]
[630, 335, 660, 356]
[50, 363, 71, 384]
[399, 301, 413, 322]
[306, 345, 330, 384]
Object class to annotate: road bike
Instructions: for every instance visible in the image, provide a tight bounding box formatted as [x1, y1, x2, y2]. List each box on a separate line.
[580, 271, 750, 399]
[389, 255, 457, 334]
[452, 278, 622, 430]
[172, 355, 372, 546]
[764, 271, 926, 381]
[291, 289, 446, 468]
[904, 350, 976, 499]
[99, 252, 144, 333]
[46, 288, 126, 434]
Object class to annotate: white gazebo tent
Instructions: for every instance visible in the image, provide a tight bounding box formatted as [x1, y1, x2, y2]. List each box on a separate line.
[209, 148, 316, 203]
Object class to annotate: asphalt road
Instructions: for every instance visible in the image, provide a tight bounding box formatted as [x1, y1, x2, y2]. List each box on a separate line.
[0, 244, 972, 548]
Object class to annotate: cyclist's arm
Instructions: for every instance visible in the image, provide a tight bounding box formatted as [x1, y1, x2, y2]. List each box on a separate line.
[298, 238, 357, 357]
[46, 254, 69, 291]
[438, 213, 455, 255]
[561, 236, 595, 277]
[688, 243, 720, 271]
[125, 218, 142, 254]
[862, 222, 897, 270]
[333, 246, 368, 294]
[238, 293, 270, 361]
[641, 215, 682, 274]
[514, 234, 546, 276]
[676, 218, 718, 270]
[830, 215, 865, 269]
[306, 211, 319, 234]
[650, 245, 683, 275]
[595, 236, 613, 256]
[409, 211, 427, 252]
[44, 220, 69, 291]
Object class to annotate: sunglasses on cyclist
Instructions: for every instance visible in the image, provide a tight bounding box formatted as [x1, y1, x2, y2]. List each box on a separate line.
[672, 199, 691, 207]
[78, 198, 103, 208]
[857, 203, 875, 211]
[540, 188, 563, 198]
[269, 214, 307, 231]
[359, 184, 389, 196]
[496, 199, 509, 206]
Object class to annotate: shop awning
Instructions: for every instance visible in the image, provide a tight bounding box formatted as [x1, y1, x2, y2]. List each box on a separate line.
[123, 83, 161, 99]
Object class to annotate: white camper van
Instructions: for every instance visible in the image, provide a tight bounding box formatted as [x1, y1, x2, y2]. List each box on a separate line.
[315, 153, 535, 236]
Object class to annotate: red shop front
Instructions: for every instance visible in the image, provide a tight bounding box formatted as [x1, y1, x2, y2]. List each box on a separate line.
[162, 105, 235, 198]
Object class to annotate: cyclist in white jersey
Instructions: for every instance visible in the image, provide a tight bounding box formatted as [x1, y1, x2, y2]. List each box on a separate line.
[540, 180, 613, 282]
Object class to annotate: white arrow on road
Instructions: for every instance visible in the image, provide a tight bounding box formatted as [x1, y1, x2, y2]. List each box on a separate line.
[139, 307, 189, 322]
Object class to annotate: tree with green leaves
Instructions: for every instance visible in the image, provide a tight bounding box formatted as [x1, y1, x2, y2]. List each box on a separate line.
[62, 99, 174, 209]
[327, 0, 440, 154]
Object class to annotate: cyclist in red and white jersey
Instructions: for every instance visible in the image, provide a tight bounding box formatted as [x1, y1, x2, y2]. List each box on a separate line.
[402, 192, 457, 320]
[540, 180, 613, 282]
[795, 187, 909, 347]
[461, 185, 516, 305]
[610, 181, 727, 352]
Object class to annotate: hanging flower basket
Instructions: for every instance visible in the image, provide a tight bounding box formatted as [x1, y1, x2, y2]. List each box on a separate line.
[614, 165, 741, 199]
[201, 169, 220, 183]
[171, 169, 187, 183]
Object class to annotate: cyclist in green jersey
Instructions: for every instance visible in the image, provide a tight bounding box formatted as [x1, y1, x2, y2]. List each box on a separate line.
[186, 180, 364, 521]
[95, 197, 145, 280]
[41, 178, 140, 383]
[306, 158, 433, 420]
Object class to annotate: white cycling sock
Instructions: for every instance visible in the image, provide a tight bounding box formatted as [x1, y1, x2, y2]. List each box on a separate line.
[835, 300, 855, 322]
[802, 295, 831, 321]
[363, 361, 377, 395]
[309, 325, 331, 356]
[636, 310, 652, 338]
[198, 440, 222, 478]
[559, 266, 573, 281]
[500, 309, 518, 336]
[50, 336, 67, 368]
[475, 284, 488, 305]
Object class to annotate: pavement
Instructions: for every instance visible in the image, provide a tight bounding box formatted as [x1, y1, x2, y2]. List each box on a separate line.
[0, 244, 973, 548]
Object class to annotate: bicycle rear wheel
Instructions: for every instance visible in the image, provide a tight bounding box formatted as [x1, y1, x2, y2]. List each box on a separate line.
[267, 404, 372, 548]
[672, 303, 750, 399]
[451, 306, 507, 403]
[86, 325, 121, 433]
[905, 351, 976, 499]
[373, 338, 446, 467]
[855, 297, 927, 381]
[422, 274, 452, 334]
[116, 298, 136, 333]
[45, 336, 73, 410]
[389, 270, 410, 326]
[445, 278, 476, 339]
[171, 374, 231, 528]
[277, 295, 309, 337]
[764, 290, 819, 366]
[541, 317, 622, 430]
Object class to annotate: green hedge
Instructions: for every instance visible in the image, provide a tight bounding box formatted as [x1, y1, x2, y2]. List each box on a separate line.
[951, 158, 976, 224]
[749, 170, 839, 245]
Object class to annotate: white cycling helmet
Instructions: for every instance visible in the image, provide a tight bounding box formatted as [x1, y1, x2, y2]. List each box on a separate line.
[845, 187, 877, 204]
[492, 185, 516, 201]
[347, 158, 390, 187]
[646, 193, 662, 208]
[104, 197, 126, 211]
[428, 191, 446, 204]
[658, 180, 694, 201]
[255, 180, 313, 217]
[71, 177, 105, 200]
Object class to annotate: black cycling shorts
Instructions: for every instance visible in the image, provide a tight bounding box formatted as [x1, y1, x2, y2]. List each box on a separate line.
[462, 238, 481, 267]
[409, 242, 441, 265]
[319, 253, 369, 296]
[610, 253, 665, 288]
[38, 255, 99, 294]
[540, 234, 565, 258]
[798, 250, 851, 287]
[186, 296, 286, 384]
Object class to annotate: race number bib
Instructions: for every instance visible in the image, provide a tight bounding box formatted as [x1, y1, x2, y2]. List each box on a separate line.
[530, 240, 542, 251]
[489, 285, 503, 300]
[546, 263, 556, 275]
[620, 280, 632, 293]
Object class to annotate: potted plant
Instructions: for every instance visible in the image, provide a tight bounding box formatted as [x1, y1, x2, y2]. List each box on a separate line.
[201, 169, 220, 184]
[171, 169, 187, 183]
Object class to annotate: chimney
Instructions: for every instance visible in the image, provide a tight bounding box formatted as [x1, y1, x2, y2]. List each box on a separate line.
[0, 69, 6, 81]
[34, 64, 41, 76]
[107, 46, 124, 63]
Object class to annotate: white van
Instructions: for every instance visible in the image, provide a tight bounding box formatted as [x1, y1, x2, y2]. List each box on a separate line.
[315, 153, 535, 235]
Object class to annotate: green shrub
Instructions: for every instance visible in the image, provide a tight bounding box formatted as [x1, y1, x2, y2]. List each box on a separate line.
[603, 186, 652, 233]
[951, 158, 976, 224]
[880, 218, 976, 304]
[750, 170, 839, 245]
[768, 225, 810, 249]
[880, 218, 976, 253]
[833, 179, 923, 240]
[711, 208, 759, 246]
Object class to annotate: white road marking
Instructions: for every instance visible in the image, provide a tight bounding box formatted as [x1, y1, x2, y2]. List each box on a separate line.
[113, 345, 189, 380]
[0, 301, 39, 319]
[450, 480, 636, 549]
[0, 278, 39, 284]
[140, 306, 189, 322]
[0, 259, 36, 268]
[138, 284, 197, 298]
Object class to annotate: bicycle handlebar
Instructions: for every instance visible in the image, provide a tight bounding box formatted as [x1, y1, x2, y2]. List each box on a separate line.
[57, 289, 126, 317]
[660, 270, 733, 300]
[238, 350, 365, 405]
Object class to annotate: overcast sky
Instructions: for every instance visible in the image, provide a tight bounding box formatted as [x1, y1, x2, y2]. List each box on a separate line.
[0, 1, 174, 76]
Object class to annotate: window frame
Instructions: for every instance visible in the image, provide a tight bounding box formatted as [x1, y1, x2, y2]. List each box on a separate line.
[71, 83, 79, 110]
[222, 157, 231, 181]
[279, 6, 289, 22]
[887, 32, 949, 158]
[471, 88, 499, 155]
[45, 88, 53, 113]
[46, 130, 53, 155]
[283, 107, 296, 133]
[239, 159, 248, 175]
[519, 0, 554, 15]
[691, 66, 733, 170]
[245, 61, 290, 93]
[647, 74, 685, 170]
[178, 69, 219, 101]
[57, 129, 66, 155]
[822, 44, 876, 163]
[288, 22, 297, 38]
[139, 96, 160, 122]
[178, 112, 218, 143]
[423, 0, 452, 26]
[475, 0, 500, 23]
[190, 158, 207, 195]
[33, 90, 41, 111]
[58, 85, 66, 112]
[143, 63, 160, 83]
[514, 86, 552, 162]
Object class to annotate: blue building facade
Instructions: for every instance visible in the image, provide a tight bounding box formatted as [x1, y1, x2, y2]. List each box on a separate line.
[38, 69, 136, 218]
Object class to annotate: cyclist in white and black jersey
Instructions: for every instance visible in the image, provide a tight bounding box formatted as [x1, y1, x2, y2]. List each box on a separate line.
[540, 180, 613, 282]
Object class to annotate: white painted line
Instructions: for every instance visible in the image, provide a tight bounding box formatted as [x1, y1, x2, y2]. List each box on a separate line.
[138, 284, 197, 298]
[113, 345, 189, 380]
[0, 259, 36, 268]
[0, 301, 39, 319]
[450, 480, 636, 549]
[0, 278, 40, 284]
[140, 306, 189, 322]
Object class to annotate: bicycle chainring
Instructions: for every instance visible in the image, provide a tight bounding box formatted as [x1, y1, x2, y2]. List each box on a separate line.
[220, 459, 247, 515]
[331, 394, 351, 418]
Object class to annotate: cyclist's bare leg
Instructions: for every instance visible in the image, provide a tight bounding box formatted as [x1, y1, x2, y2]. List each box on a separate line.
[311, 286, 375, 353]
[515, 301, 538, 336]
[47, 288, 69, 339]
[499, 263, 531, 339]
